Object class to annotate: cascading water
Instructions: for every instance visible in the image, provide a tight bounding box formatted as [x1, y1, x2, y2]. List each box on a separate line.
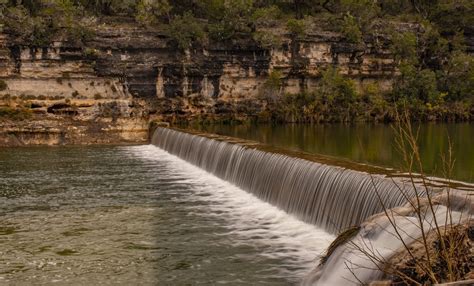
[150, 127, 473, 285]
[151, 127, 418, 234]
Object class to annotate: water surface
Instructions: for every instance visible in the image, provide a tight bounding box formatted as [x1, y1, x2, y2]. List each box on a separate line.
[0, 145, 333, 285]
[197, 123, 474, 183]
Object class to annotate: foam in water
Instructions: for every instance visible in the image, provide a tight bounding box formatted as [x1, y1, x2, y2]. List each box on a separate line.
[130, 145, 335, 281]
[150, 128, 473, 285]
[151, 127, 417, 234]
[304, 190, 472, 285]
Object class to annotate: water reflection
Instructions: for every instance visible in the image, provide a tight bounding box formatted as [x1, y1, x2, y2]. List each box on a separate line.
[196, 123, 474, 183]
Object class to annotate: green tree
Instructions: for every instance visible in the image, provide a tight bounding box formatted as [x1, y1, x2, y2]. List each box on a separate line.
[317, 66, 357, 107]
[208, 0, 254, 41]
[340, 13, 362, 43]
[392, 64, 442, 105]
[251, 5, 281, 27]
[286, 18, 306, 37]
[135, 0, 171, 25]
[390, 31, 418, 65]
[167, 11, 206, 49]
[441, 52, 474, 102]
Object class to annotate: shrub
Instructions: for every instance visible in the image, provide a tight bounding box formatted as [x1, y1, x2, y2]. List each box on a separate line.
[317, 66, 358, 107]
[286, 18, 306, 37]
[390, 31, 418, 65]
[260, 70, 283, 105]
[252, 31, 282, 48]
[251, 5, 282, 28]
[2, 6, 35, 43]
[340, 13, 363, 44]
[440, 52, 474, 102]
[264, 70, 283, 90]
[135, 0, 171, 25]
[338, 0, 380, 30]
[0, 79, 7, 91]
[206, 0, 254, 42]
[94, 93, 103, 100]
[167, 12, 206, 49]
[65, 23, 95, 46]
[392, 64, 442, 106]
[83, 48, 99, 60]
[0, 107, 32, 120]
[62, 72, 71, 79]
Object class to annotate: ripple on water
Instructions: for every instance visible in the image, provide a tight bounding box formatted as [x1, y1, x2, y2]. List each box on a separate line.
[0, 145, 333, 285]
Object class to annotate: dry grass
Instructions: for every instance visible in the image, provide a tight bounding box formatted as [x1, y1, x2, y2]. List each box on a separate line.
[344, 110, 473, 284]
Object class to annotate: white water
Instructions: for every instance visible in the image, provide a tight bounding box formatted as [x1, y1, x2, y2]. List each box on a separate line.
[304, 190, 473, 285]
[148, 128, 474, 285]
[152, 127, 417, 233]
[130, 145, 335, 280]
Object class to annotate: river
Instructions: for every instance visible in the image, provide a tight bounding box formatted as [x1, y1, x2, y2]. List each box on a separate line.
[0, 145, 333, 285]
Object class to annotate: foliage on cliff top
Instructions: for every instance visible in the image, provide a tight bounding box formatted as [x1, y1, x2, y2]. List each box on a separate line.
[1, 1, 472, 43]
[1, 1, 472, 122]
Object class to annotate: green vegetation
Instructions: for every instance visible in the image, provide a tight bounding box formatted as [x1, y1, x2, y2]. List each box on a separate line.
[286, 18, 306, 37]
[265, 66, 363, 123]
[260, 64, 473, 123]
[0, 106, 32, 120]
[0, 1, 472, 121]
[166, 12, 206, 49]
[0, 79, 7, 91]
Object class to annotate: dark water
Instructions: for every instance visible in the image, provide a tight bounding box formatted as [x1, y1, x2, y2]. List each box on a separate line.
[197, 123, 474, 183]
[0, 146, 333, 285]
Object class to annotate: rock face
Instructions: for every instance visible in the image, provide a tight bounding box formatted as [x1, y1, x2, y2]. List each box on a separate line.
[0, 30, 150, 146]
[0, 22, 468, 145]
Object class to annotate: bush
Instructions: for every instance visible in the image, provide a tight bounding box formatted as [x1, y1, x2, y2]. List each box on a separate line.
[2, 1, 94, 46]
[252, 31, 282, 48]
[286, 18, 306, 37]
[135, 0, 171, 25]
[441, 52, 474, 102]
[2, 6, 34, 41]
[390, 31, 418, 65]
[392, 64, 442, 106]
[207, 0, 253, 41]
[264, 70, 283, 91]
[65, 23, 95, 45]
[0, 79, 7, 91]
[0, 107, 32, 120]
[318, 66, 358, 107]
[167, 12, 206, 49]
[340, 13, 362, 44]
[83, 48, 99, 59]
[338, 0, 380, 30]
[251, 5, 282, 28]
[260, 70, 283, 105]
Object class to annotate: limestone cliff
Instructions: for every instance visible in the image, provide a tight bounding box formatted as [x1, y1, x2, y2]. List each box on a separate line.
[0, 21, 467, 145]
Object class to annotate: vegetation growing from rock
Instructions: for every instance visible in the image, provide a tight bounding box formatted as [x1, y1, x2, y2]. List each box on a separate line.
[0, 0, 473, 122]
[0, 106, 32, 120]
[0, 79, 7, 91]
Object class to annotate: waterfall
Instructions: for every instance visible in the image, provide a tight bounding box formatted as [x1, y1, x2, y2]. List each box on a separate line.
[151, 127, 418, 234]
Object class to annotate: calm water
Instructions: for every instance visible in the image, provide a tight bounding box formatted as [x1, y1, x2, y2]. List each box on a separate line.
[0, 145, 333, 285]
[197, 123, 474, 183]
